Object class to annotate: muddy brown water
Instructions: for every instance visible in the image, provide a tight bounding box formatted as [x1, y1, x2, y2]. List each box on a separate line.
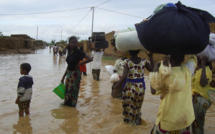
[0, 48, 215, 134]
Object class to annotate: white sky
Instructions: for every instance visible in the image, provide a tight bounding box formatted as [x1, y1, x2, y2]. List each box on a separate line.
[0, 0, 215, 42]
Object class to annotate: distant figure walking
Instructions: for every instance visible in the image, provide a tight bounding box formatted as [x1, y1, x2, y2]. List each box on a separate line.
[91, 48, 104, 81]
[53, 45, 58, 56]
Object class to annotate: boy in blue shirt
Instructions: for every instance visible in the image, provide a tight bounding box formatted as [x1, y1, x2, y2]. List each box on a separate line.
[15, 63, 33, 117]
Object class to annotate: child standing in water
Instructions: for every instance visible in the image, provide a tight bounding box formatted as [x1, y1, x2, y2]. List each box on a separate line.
[192, 57, 215, 134]
[150, 55, 197, 134]
[118, 50, 152, 125]
[15, 63, 33, 117]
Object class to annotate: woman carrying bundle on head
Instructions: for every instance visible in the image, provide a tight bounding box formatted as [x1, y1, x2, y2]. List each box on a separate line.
[117, 50, 153, 125]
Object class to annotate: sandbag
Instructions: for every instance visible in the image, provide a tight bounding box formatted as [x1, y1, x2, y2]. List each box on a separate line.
[135, 2, 215, 55]
[115, 30, 145, 52]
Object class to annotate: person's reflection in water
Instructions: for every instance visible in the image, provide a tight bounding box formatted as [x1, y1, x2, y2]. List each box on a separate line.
[92, 80, 99, 95]
[51, 107, 79, 134]
[58, 56, 66, 66]
[53, 55, 57, 65]
[58, 56, 62, 65]
[13, 116, 32, 134]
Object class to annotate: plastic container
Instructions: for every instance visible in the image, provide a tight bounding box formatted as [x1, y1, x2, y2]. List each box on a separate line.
[53, 83, 66, 99]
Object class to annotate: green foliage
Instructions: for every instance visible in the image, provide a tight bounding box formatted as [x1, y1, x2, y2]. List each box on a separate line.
[58, 40, 67, 44]
[0, 32, 3, 36]
[49, 40, 56, 46]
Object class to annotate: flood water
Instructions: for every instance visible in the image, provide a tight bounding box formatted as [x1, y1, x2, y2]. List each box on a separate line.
[0, 48, 215, 134]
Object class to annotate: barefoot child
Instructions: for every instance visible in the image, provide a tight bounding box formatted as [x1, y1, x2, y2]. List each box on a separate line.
[15, 63, 33, 117]
[118, 50, 152, 125]
[150, 55, 197, 133]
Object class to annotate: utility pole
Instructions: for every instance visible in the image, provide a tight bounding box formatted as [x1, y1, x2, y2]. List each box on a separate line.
[36, 25, 38, 40]
[61, 29, 62, 41]
[91, 6, 95, 36]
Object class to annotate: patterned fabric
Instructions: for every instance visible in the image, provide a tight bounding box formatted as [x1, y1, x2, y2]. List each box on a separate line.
[18, 100, 30, 110]
[192, 94, 212, 134]
[64, 69, 81, 107]
[122, 59, 146, 125]
[17, 75, 33, 102]
[151, 124, 192, 134]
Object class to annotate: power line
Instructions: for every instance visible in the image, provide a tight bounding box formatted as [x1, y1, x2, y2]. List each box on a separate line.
[72, 9, 92, 31]
[0, 7, 90, 16]
[96, 7, 143, 18]
[95, 0, 111, 7]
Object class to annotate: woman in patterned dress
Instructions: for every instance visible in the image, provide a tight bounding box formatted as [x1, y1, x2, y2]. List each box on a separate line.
[61, 36, 92, 107]
[117, 50, 152, 125]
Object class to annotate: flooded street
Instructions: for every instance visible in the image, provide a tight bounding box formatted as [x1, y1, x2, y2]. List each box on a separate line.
[0, 48, 215, 134]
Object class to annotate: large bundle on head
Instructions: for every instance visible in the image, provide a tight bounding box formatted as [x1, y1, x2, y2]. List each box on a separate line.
[135, 2, 215, 55]
[91, 32, 108, 49]
[114, 29, 146, 52]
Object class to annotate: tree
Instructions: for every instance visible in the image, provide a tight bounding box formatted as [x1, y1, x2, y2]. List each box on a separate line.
[50, 40, 56, 46]
[0, 32, 3, 36]
[58, 40, 67, 44]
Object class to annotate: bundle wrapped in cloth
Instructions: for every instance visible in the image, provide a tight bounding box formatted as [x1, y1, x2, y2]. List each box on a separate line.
[114, 29, 146, 52]
[135, 2, 215, 55]
[198, 33, 215, 61]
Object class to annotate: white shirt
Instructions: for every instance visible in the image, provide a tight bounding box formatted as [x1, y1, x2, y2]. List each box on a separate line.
[91, 51, 104, 69]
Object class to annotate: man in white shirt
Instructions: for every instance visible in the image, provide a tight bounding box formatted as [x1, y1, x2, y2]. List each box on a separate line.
[91, 48, 104, 80]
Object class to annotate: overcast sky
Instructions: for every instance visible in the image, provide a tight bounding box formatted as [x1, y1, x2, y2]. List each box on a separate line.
[0, 0, 215, 42]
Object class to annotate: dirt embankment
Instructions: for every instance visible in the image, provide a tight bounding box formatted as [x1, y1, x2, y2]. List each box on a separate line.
[0, 34, 46, 54]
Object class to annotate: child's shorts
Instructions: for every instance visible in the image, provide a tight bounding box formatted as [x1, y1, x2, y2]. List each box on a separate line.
[18, 100, 30, 110]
